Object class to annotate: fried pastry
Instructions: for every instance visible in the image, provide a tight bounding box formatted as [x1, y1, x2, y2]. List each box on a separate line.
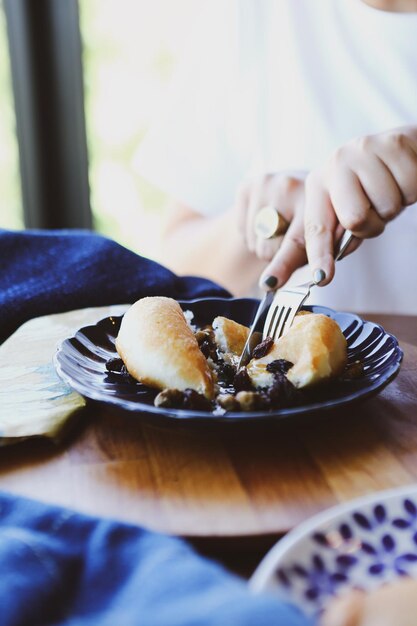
[116, 296, 214, 399]
[212, 316, 250, 360]
[247, 312, 347, 389]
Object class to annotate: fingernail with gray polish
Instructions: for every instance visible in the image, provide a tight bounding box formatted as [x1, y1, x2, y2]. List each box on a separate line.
[262, 275, 278, 290]
[313, 269, 326, 285]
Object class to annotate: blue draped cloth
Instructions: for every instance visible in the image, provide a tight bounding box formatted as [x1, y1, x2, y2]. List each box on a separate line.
[0, 492, 311, 626]
[0, 228, 229, 344]
[0, 229, 311, 625]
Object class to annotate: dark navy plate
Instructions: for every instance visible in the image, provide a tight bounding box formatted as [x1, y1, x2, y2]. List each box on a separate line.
[54, 298, 403, 422]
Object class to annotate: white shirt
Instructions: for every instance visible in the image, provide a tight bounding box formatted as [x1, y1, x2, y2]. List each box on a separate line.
[136, 0, 417, 314]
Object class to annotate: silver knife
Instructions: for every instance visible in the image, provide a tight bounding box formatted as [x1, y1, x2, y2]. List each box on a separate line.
[237, 290, 275, 369]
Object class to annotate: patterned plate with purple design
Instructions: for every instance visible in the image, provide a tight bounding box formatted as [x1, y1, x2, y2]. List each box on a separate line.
[250, 484, 417, 617]
[54, 298, 403, 423]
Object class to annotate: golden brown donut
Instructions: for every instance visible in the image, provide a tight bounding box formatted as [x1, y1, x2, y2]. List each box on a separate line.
[116, 296, 214, 399]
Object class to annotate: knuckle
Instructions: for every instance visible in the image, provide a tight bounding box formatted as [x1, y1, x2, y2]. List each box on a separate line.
[355, 134, 374, 154]
[277, 175, 299, 195]
[378, 202, 400, 222]
[286, 231, 306, 252]
[402, 189, 417, 206]
[305, 221, 328, 239]
[331, 146, 348, 168]
[385, 131, 407, 151]
[343, 212, 369, 232]
[368, 222, 385, 238]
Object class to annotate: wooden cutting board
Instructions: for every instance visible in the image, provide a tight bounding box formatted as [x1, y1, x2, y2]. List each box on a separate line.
[0, 309, 416, 539]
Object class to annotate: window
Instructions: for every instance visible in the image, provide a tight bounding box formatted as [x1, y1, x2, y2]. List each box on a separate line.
[0, 0, 23, 230]
[79, 0, 199, 261]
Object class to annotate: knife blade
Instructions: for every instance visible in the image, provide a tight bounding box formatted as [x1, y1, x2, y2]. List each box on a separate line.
[237, 290, 275, 369]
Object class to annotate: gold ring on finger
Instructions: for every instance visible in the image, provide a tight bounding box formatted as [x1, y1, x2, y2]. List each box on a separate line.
[254, 206, 290, 240]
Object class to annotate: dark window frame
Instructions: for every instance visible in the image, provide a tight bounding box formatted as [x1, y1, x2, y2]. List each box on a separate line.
[4, 0, 92, 229]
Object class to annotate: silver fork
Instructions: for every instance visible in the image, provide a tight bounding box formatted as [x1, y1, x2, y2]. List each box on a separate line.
[262, 230, 354, 341]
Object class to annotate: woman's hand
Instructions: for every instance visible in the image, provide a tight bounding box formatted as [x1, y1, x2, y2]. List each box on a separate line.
[259, 126, 417, 290]
[304, 125, 417, 285]
[234, 172, 308, 288]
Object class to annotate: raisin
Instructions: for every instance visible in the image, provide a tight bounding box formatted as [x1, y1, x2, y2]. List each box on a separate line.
[154, 389, 184, 408]
[155, 388, 212, 411]
[195, 329, 214, 345]
[266, 359, 294, 374]
[233, 367, 253, 392]
[199, 340, 212, 359]
[266, 372, 299, 409]
[106, 357, 125, 373]
[106, 357, 137, 383]
[182, 389, 212, 411]
[252, 337, 274, 359]
[198, 331, 219, 362]
[217, 362, 236, 385]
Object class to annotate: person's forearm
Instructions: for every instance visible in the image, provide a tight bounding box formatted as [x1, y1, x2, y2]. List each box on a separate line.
[161, 210, 265, 296]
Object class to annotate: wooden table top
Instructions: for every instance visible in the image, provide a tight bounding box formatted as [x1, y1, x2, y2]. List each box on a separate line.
[0, 310, 416, 551]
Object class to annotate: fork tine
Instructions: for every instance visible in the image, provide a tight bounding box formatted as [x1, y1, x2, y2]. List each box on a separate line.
[276, 307, 298, 340]
[260, 230, 354, 344]
[264, 305, 283, 338]
[271, 306, 292, 341]
[274, 307, 289, 337]
[263, 303, 276, 338]
[263, 281, 313, 341]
